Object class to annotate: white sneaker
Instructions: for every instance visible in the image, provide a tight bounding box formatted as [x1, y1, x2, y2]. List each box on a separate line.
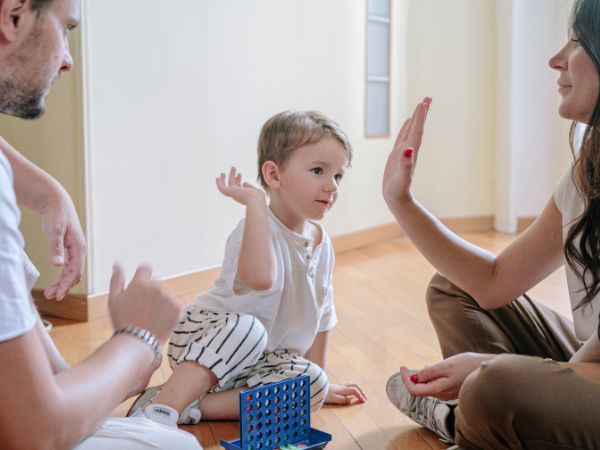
[143, 403, 179, 427]
[127, 386, 162, 418]
[178, 394, 205, 425]
[127, 385, 203, 425]
[386, 371, 457, 444]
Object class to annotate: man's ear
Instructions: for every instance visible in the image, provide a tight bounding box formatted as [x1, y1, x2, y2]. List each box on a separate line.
[0, 0, 33, 43]
[262, 161, 281, 189]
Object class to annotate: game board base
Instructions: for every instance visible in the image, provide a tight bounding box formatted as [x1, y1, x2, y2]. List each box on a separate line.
[220, 427, 332, 450]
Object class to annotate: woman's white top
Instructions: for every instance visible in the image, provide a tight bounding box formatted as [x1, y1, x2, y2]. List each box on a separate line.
[553, 166, 600, 362]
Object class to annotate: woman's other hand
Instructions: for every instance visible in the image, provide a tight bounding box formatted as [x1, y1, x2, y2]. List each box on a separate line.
[399, 352, 494, 401]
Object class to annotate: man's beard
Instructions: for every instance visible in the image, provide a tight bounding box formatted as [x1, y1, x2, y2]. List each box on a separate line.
[0, 22, 48, 120]
[0, 76, 46, 120]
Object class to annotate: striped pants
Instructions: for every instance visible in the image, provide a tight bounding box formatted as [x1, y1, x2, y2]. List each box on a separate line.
[168, 305, 329, 409]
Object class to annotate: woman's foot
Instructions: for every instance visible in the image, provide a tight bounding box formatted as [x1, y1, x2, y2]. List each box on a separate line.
[386, 371, 457, 444]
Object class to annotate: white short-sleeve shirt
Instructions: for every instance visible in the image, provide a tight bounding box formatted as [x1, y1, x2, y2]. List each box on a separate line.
[0, 151, 38, 342]
[197, 210, 337, 355]
[554, 167, 600, 340]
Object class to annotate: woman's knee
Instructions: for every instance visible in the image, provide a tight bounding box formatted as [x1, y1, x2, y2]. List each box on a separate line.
[426, 273, 456, 320]
[458, 355, 542, 432]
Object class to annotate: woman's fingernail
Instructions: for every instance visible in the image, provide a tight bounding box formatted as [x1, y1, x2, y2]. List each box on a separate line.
[410, 373, 419, 383]
[404, 148, 414, 158]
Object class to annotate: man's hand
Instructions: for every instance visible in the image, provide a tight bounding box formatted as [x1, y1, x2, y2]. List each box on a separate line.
[42, 195, 86, 300]
[325, 382, 367, 405]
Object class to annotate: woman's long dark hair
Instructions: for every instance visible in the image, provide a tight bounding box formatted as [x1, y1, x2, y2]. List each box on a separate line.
[564, 0, 600, 310]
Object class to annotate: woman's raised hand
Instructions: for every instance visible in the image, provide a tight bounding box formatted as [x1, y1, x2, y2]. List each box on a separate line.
[216, 166, 266, 206]
[382, 97, 431, 207]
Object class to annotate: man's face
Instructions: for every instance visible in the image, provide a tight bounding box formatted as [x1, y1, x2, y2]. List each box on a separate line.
[0, 0, 80, 119]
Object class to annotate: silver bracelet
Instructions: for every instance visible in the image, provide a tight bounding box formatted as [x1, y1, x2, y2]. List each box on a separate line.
[113, 326, 161, 361]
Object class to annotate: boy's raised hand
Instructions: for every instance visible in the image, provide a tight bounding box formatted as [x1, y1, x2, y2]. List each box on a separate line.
[382, 97, 431, 207]
[216, 166, 266, 206]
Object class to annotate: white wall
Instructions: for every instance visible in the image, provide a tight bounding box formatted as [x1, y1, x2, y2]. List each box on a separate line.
[405, 0, 497, 218]
[1, 0, 577, 296]
[495, 0, 573, 232]
[81, 0, 412, 293]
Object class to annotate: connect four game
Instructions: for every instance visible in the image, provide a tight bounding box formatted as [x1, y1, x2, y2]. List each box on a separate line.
[220, 375, 332, 450]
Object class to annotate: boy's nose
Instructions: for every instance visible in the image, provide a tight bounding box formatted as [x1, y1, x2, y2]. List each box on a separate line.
[324, 179, 338, 192]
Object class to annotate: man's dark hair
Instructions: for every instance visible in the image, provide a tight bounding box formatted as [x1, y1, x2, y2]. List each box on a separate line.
[30, 0, 54, 12]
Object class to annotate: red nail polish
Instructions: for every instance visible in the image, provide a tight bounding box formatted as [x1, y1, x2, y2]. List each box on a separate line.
[404, 148, 414, 158]
[410, 373, 419, 383]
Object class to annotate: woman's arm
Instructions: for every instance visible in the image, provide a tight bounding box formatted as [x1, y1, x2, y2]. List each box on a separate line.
[0, 138, 86, 300]
[216, 167, 276, 291]
[0, 265, 181, 450]
[383, 99, 564, 309]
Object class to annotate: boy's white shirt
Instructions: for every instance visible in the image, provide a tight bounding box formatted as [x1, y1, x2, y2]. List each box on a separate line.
[554, 167, 600, 362]
[196, 209, 337, 355]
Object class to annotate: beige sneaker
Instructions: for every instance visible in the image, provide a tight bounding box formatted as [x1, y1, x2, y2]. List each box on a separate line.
[386, 371, 457, 444]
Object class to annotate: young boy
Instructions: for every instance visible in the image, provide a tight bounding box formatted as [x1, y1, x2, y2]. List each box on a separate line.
[128, 110, 367, 426]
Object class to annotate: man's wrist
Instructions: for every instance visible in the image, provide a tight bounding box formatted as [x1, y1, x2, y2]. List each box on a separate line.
[113, 326, 161, 361]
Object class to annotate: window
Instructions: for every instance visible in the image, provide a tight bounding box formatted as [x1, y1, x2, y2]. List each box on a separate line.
[366, 0, 391, 137]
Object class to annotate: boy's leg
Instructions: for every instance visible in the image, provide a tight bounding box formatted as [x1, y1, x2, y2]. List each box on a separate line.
[244, 350, 329, 410]
[198, 349, 329, 419]
[154, 362, 217, 412]
[131, 308, 267, 424]
[426, 273, 581, 360]
[198, 387, 246, 420]
[456, 354, 600, 449]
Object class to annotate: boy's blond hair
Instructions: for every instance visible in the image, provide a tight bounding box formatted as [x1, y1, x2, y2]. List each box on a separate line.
[257, 110, 353, 190]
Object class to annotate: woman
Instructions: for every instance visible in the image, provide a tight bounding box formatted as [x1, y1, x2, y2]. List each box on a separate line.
[383, 0, 600, 448]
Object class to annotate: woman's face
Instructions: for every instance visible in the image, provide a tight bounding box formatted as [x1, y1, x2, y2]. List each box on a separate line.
[549, 32, 599, 124]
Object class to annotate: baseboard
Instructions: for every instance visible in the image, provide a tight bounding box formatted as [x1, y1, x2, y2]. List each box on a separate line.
[331, 223, 403, 254]
[32, 291, 89, 321]
[37, 215, 495, 322]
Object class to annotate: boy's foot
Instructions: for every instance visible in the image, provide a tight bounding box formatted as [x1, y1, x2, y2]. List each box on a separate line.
[127, 385, 204, 425]
[386, 371, 457, 444]
[127, 385, 162, 418]
[178, 395, 205, 425]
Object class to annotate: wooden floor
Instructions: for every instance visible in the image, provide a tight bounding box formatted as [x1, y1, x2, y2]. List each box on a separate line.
[48, 232, 570, 450]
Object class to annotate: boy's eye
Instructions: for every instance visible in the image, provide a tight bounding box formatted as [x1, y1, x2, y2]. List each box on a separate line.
[334, 174, 343, 182]
[311, 168, 323, 175]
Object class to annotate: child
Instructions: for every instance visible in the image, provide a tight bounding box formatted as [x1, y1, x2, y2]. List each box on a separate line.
[128, 110, 367, 426]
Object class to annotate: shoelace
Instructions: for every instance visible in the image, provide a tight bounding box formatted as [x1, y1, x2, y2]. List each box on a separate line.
[406, 395, 454, 442]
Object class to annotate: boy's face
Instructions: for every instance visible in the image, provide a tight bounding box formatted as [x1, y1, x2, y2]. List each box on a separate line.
[276, 136, 348, 221]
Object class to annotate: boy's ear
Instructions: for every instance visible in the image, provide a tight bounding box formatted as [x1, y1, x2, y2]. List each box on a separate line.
[0, 0, 33, 44]
[262, 161, 281, 189]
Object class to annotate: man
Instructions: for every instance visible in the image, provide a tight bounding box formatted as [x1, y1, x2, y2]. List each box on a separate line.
[0, 1, 201, 448]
